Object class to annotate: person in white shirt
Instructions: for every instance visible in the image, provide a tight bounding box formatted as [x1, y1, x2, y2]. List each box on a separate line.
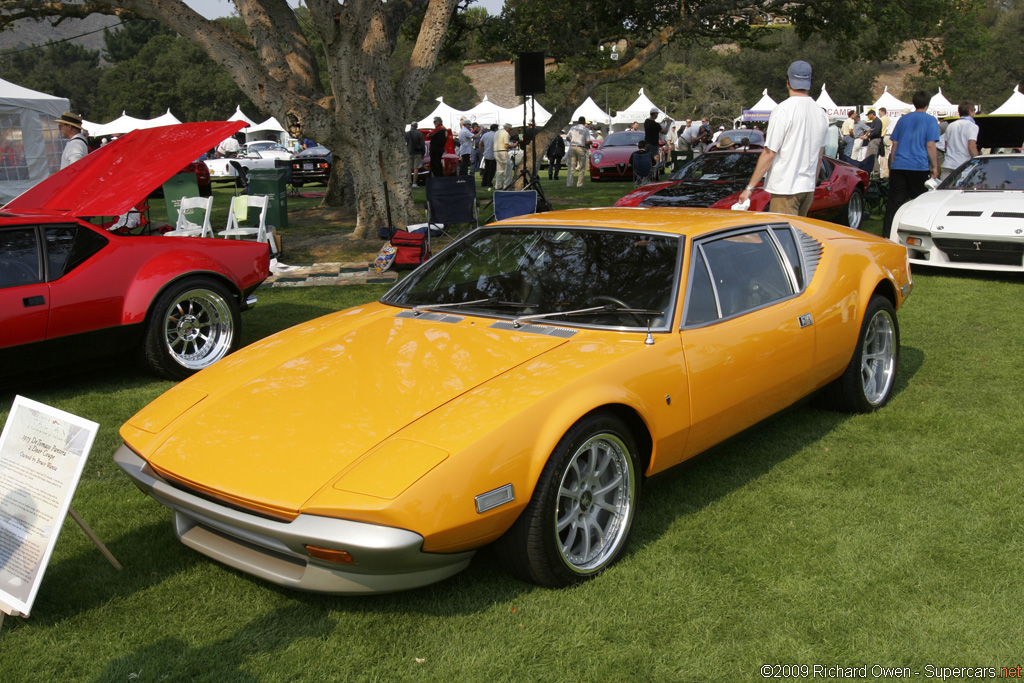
[940, 102, 979, 179]
[56, 112, 89, 169]
[738, 60, 828, 216]
[565, 117, 592, 188]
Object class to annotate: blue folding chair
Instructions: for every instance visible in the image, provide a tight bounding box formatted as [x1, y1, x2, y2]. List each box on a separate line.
[425, 175, 478, 250]
[492, 190, 538, 222]
[631, 151, 656, 188]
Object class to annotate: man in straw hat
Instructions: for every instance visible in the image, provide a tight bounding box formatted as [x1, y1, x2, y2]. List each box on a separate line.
[56, 112, 89, 169]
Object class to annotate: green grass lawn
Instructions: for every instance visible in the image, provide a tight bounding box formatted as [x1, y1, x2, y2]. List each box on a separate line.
[2, 178, 1024, 681]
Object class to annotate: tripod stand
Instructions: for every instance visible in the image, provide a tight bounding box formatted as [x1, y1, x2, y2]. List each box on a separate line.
[499, 95, 550, 211]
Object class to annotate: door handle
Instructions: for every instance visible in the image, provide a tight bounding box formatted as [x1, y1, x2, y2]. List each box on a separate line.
[22, 295, 45, 307]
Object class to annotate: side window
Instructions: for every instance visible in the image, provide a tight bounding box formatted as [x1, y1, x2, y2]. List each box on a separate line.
[45, 225, 107, 279]
[684, 247, 718, 326]
[0, 227, 41, 288]
[818, 158, 833, 185]
[684, 228, 795, 324]
[772, 227, 803, 289]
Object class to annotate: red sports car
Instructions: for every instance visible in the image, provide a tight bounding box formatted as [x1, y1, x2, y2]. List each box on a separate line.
[0, 121, 270, 383]
[589, 131, 663, 182]
[615, 139, 869, 230]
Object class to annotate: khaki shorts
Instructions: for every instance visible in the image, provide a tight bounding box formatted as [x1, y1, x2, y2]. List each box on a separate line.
[769, 191, 814, 217]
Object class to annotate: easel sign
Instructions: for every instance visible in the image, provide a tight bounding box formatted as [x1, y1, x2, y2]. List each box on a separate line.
[0, 395, 98, 619]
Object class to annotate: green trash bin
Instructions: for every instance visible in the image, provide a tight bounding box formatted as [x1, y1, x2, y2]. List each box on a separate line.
[670, 150, 693, 173]
[248, 167, 289, 229]
[163, 172, 200, 224]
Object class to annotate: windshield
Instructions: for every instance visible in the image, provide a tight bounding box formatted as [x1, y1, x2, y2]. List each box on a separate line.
[670, 151, 758, 181]
[602, 132, 646, 148]
[384, 226, 682, 330]
[940, 156, 1024, 191]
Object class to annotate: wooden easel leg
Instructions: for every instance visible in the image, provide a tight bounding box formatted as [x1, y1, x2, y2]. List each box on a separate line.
[68, 507, 122, 572]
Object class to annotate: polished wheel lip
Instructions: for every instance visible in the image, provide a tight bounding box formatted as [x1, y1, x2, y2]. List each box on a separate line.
[163, 288, 234, 370]
[861, 309, 897, 405]
[554, 432, 635, 574]
[848, 191, 864, 230]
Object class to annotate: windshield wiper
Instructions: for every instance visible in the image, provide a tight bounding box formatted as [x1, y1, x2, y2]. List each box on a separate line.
[410, 298, 529, 315]
[512, 304, 663, 328]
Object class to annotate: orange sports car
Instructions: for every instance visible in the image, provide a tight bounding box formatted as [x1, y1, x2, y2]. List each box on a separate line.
[115, 208, 912, 593]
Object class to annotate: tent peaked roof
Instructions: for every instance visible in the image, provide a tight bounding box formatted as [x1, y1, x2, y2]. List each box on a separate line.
[417, 96, 463, 130]
[871, 86, 912, 113]
[751, 89, 778, 111]
[815, 84, 838, 109]
[930, 88, 953, 108]
[464, 95, 505, 127]
[228, 105, 257, 128]
[571, 96, 611, 125]
[612, 88, 666, 126]
[991, 85, 1024, 115]
[503, 95, 551, 126]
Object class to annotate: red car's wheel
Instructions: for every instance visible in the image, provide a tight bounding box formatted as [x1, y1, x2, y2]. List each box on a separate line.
[140, 277, 241, 380]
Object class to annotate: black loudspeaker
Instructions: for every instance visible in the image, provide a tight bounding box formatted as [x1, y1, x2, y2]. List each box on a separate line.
[515, 52, 546, 96]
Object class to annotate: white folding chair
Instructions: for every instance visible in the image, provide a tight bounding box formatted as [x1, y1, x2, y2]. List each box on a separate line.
[218, 194, 277, 255]
[164, 196, 214, 237]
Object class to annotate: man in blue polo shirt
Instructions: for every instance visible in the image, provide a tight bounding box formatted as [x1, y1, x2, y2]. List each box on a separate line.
[883, 90, 940, 233]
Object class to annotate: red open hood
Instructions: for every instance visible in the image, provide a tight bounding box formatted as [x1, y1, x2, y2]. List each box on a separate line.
[3, 121, 246, 217]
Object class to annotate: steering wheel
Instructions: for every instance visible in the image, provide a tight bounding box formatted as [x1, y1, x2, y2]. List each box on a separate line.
[585, 294, 645, 326]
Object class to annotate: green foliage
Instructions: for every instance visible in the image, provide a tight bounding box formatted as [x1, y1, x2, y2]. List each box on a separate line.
[102, 19, 174, 64]
[0, 40, 101, 115]
[908, 0, 1024, 112]
[92, 33, 255, 122]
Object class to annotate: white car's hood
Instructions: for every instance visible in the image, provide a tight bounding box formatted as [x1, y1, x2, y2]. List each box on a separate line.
[899, 189, 1024, 236]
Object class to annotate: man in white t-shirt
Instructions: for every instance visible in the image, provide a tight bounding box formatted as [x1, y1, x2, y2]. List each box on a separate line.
[565, 117, 592, 188]
[940, 102, 979, 180]
[739, 61, 828, 216]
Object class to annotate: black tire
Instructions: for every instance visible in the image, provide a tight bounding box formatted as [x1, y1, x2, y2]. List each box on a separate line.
[821, 295, 899, 412]
[496, 411, 641, 587]
[140, 277, 241, 380]
[841, 188, 865, 230]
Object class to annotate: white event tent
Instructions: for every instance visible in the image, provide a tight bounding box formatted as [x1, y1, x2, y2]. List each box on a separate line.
[416, 97, 464, 130]
[504, 95, 552, 127]
[463, 95, 505, 127]
[611, 88, 664, 131]
[816, 85, 856, 121]
[927, 88, 958, 119]
[990, 85, 1024, 115]
[0, 77, 68, 203]
[741, 89, 778, 122]
[570, 96, 611, 127]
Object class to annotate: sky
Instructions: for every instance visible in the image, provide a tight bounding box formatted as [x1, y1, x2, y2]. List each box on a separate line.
[183, 0, 506, 20]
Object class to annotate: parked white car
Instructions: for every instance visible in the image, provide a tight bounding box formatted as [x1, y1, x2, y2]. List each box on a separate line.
[206, 141, 292, 180]
[889, 154, 1024, 272]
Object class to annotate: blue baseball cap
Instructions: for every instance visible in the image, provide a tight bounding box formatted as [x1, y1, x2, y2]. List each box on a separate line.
[787, 60, 812, 90]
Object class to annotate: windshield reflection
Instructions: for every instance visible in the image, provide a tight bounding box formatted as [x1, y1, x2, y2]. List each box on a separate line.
[384, 227, 682, 330]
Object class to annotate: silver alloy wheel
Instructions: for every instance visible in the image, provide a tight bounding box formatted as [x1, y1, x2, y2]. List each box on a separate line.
[162, 287, 235, 370]
[847, 191, 864, 230]
[861, 308, 897, 405]
[555, 432, 636, 573]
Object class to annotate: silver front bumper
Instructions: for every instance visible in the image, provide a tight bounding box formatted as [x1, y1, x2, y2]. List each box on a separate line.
[114, 444, 474, 594]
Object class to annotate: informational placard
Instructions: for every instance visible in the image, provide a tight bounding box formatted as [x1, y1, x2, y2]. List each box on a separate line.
[0, 396, 97, 617]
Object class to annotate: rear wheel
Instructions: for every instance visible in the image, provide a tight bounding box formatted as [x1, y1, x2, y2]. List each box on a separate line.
[140, 277, 241, 380]
[841, 188, 865, 230]
[496, 411, 640, 587]
[822, 295, 899, 412]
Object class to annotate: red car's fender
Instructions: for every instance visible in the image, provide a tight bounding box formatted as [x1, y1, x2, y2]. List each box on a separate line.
[121, 240, 269, 325]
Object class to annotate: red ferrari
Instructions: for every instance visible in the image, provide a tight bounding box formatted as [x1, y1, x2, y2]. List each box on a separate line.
[615, 137, 869, 230]
[0, 121, 270, 383]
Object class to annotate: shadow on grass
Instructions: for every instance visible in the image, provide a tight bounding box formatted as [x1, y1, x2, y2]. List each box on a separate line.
[89, 603, 334, 682]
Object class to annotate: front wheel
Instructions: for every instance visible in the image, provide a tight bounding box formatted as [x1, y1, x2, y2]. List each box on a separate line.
[821, 295, 899, 412]
[496, 411, 640, 587]
[140, 277, 241, 380]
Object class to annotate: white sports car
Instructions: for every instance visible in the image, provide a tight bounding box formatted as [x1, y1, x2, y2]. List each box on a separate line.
[890, 154, 1024, 272]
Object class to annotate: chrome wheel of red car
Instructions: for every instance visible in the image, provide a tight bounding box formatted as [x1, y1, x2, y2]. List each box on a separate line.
[843, 188, 865, 230]
[142, 278, 240, 380]
[497, 411, 640, 587]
